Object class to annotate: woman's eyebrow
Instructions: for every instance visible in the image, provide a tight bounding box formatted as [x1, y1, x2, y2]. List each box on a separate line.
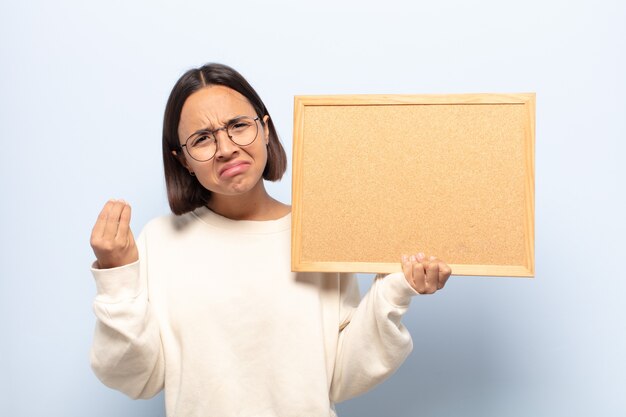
[190, 115, 249, 137]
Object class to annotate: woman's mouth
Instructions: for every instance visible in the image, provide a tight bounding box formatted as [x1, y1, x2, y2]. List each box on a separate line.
[219, 161, 251, 179]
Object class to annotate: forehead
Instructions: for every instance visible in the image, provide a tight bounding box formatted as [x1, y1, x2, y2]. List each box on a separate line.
[178, 85, 254, 141]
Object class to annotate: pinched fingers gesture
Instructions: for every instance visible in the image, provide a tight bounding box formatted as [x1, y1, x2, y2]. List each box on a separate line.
[90, 199, 138, 269]
[401, 252, 452, 294]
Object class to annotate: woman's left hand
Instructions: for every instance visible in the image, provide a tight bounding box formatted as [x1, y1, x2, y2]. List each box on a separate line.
[401, 253, 452, 294]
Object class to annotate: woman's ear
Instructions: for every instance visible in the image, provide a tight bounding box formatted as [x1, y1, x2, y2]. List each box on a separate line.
[262, 115, 270, 145]
[172, 150, 191, 171]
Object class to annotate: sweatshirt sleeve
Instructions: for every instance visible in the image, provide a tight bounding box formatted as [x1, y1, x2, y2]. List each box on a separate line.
[329, 272, 419, 403]
[89, 230, 165, 399]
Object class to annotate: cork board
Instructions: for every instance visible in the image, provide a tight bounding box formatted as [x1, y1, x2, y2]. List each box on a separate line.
[291, 94, 535, 277]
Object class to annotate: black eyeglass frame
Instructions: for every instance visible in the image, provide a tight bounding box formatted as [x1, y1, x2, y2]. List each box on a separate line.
[178, 116, 261, 162]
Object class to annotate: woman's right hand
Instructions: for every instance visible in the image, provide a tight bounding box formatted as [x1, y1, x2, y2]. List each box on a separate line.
[90, 199, 139, 269]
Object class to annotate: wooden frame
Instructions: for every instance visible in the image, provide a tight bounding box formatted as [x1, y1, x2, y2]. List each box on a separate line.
[291, 94, 535, 277]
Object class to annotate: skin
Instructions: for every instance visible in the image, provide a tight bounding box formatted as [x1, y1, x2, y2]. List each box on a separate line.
[175, 85, 289, 221]
[90, 198, 137, 270]
[90, 85, 452, 292]
[401, 253, 451, 294]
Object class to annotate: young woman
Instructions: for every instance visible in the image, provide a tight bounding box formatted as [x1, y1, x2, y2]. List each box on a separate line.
[89, 63, 451, 417]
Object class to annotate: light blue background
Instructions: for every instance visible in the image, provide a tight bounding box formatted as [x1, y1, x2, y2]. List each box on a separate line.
[1, 0, 625, 416]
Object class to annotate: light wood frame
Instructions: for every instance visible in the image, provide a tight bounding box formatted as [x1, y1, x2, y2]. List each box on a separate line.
[291, 93, 535, 277]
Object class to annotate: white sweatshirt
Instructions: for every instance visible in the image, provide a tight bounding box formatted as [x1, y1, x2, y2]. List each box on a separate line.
[90, 206, 419, 417]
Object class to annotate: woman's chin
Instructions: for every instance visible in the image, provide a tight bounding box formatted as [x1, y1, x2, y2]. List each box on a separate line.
[204, 178, 261, 197]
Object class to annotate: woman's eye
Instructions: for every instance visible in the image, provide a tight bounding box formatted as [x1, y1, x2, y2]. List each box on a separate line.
[231, 122, 249, 130]
[192, 136, 209, 146]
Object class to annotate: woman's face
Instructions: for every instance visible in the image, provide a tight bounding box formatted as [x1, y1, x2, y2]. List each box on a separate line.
[176, 85, 270, 197]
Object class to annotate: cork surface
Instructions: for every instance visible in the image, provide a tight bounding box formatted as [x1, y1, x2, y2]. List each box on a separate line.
[292, 95, 535, 276]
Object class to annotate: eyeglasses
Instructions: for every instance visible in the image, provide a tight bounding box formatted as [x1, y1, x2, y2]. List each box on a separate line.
[180, 116, 260, 162]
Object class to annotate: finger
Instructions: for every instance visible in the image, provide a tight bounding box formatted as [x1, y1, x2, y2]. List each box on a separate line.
[401, 254, 413, 287]
[417, 252, 432, 269]
[127, 224, 137, 251]
[115, 202, 132, 242]
[103, 200, 126, 240]
[402, 254, 418, 290]
[91, 200, 115, 240]
[424, 261, 439, 294]
[438, 261, 452, 289]
[412, 255, 427, 293]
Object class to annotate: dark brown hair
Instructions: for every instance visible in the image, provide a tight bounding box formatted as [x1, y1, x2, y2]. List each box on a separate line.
[162, 63, 287, 215]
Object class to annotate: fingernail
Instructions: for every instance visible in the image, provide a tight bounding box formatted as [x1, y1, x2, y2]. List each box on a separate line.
[417, 252, 425, 260]
[410, 255, 416, 262]
[429, 255, 436, 261]
[401, 255, 408, 263]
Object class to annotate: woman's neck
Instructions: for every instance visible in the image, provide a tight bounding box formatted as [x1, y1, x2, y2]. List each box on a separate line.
[206, 182, 290, 221]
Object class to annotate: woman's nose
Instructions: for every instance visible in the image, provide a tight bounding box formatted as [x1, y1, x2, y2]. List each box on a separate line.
[214, 129, 238, 159]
